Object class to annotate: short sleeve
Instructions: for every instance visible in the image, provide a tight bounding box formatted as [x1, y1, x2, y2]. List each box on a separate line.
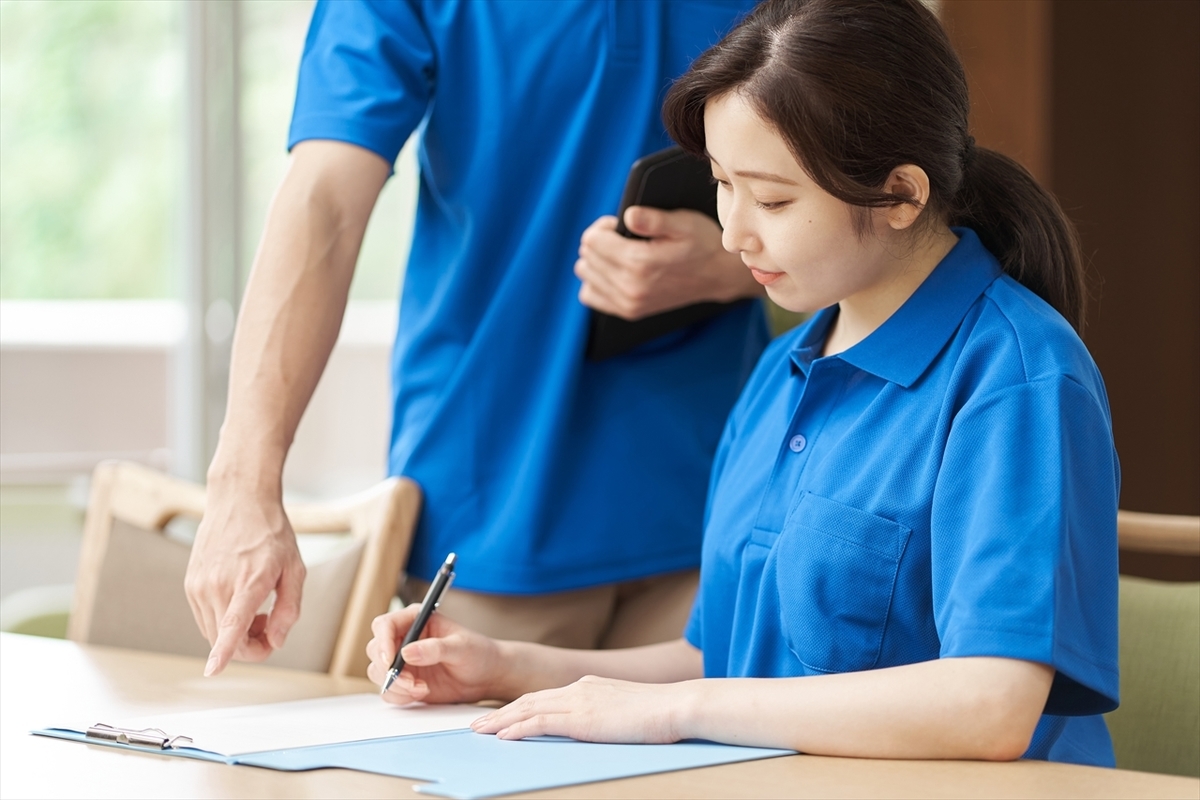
[683, 592, 704, 651]
[288, 0, 435, 164]
[685, 418, 737, 654]
[931, 375, 1120, 715]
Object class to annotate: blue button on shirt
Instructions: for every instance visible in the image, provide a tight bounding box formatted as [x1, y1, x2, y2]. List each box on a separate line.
[686, 230, 1120, 766]
[289, 1, 767, 593]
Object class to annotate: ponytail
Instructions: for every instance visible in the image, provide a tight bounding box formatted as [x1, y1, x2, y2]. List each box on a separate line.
[953, 145, 1087, 331]
[663, 0, 1089, 333]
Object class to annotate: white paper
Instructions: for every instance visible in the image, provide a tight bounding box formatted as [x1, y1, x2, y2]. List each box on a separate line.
[113, 694, 485, 756]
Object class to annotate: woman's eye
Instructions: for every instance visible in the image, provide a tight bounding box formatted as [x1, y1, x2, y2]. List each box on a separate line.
[712, 176, 732, 190]
[755, 199, 790, 210]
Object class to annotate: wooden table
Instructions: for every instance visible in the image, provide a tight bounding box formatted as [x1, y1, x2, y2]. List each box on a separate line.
[1, 633, 1196, 799]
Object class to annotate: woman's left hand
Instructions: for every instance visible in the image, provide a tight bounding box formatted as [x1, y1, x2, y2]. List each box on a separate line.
[470, 675, 690, 743]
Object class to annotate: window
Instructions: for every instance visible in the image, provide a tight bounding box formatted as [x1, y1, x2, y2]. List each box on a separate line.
[1, 0, 417, 479]
[1, 0, 416, 602]
[0, 0, 183, 299]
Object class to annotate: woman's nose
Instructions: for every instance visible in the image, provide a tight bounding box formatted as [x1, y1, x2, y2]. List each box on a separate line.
[720, 200, 753, 255]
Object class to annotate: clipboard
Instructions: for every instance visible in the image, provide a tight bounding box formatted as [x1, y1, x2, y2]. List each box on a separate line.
[33, 693, 794, 799]
[32, 693, 484, 759]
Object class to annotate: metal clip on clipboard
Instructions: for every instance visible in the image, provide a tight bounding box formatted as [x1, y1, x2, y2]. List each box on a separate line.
[85, 723, 193, 750]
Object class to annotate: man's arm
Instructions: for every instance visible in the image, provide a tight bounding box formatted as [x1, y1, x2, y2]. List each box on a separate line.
[185, 140, 391, 677]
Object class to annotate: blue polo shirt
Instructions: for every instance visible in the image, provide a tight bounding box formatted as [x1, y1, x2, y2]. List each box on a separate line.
[686, 230, 1120, 766]
[289, 1, 767, 592]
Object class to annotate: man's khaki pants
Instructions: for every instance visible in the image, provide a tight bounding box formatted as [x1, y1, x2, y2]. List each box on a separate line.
[401, 569, 699, 649]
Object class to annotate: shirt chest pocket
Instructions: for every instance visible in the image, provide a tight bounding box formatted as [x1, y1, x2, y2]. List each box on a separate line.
[772, 493, 912, 674]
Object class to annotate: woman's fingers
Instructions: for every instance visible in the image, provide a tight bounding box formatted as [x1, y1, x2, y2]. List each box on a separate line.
[399, 631, 464, 667]
[366, 659, 428, 704]
[471, 685, 572, 734]
[366, 607, 482, 704]
[470, 677, 677, 744]
[369, 604, 424, 664]
[496, 713, 571, 740]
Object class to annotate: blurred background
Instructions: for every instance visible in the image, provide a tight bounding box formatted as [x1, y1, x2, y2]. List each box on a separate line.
[0, 0, 1197, 623]
[0, 0, 417, 618]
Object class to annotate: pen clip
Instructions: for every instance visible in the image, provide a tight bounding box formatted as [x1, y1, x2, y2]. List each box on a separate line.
[86, 723, 194, 750]
[434, 571, 456, 609]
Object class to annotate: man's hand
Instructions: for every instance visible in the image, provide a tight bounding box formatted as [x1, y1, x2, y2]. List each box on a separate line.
[575, 206, 760, 320]
[185, 487, 306, 676]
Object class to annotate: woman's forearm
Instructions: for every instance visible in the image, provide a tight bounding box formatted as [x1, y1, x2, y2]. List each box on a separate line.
[675, 657, 1053, 760]
[494, 638, 703, 699]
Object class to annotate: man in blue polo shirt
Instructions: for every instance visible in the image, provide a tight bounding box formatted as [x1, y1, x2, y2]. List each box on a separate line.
[186, 0, 767, 675]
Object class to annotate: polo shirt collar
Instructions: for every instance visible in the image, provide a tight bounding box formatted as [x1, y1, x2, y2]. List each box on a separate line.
[789, 228, 1001, 387]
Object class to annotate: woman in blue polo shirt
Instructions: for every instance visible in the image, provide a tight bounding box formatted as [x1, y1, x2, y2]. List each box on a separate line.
[365, 0, 1119, 766]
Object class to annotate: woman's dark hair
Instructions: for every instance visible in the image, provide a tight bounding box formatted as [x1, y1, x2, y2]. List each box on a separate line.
[663, 0, 1086, 331]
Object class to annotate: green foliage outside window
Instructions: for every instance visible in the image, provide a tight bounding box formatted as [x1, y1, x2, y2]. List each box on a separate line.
[0, 0, 182, 299]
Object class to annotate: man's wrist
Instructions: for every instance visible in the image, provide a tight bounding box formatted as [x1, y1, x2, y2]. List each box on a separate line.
[206, 446, 286, 500]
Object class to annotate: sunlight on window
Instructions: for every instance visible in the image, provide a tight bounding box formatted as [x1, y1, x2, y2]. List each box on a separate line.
[0, 0, 415, 303]
[0, 0, 182, 299]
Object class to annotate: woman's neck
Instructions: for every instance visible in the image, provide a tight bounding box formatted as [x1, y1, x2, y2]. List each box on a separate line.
[822, 226, 958, 357]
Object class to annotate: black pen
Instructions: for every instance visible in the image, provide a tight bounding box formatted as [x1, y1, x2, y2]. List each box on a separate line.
[381, 552, 457, 695]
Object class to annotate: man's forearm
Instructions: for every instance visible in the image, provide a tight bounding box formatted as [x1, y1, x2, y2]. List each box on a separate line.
[209, 141, 390, 493]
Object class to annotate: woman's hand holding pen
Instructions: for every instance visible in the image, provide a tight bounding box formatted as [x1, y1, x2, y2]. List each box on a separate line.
[367, 604, 708, 744]
[366, 606, 509, 706]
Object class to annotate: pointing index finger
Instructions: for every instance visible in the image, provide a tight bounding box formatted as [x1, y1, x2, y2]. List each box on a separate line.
[205, 587, 270, 676]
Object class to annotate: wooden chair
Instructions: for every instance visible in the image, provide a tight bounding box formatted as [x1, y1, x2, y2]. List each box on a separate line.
[67, 461, 421, 678]
[1105, 510, 1200, 778]
[1117, 510, 1200, 558]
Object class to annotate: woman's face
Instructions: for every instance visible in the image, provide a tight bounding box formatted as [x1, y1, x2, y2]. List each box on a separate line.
[704, 92, 902, 314]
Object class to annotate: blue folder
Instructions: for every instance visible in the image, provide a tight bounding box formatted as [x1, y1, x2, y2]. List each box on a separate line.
[35, 726, 794, 799]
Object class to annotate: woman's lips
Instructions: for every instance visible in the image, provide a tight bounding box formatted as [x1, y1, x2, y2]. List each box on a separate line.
[748, 266, 784, 285]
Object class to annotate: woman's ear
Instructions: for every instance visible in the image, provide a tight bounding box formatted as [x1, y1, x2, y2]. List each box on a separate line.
[881, 164, 931, 230]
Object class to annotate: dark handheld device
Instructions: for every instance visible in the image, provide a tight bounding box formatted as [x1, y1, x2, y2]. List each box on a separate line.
[584, 145, 746, 361]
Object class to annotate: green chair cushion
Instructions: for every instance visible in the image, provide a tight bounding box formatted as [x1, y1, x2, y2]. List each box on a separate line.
[1105, 576, 1200, 777]
[6, 611, 69, 639]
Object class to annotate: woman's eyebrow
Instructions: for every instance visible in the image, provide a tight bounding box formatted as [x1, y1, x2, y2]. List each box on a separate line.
[733, 170, 799, 185]
[704, 151, 799, 185]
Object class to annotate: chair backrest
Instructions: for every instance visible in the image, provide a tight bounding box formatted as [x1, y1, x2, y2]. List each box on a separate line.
[67, 461, 421, 678]
[1105, 510, 1200, 778]
[1117, 510, 1200, 557]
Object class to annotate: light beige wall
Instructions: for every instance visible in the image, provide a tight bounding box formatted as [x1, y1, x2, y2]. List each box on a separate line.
[0, 349, 172, 479]
[0, 301, 395, 496]
[0, 301, 396, 599]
